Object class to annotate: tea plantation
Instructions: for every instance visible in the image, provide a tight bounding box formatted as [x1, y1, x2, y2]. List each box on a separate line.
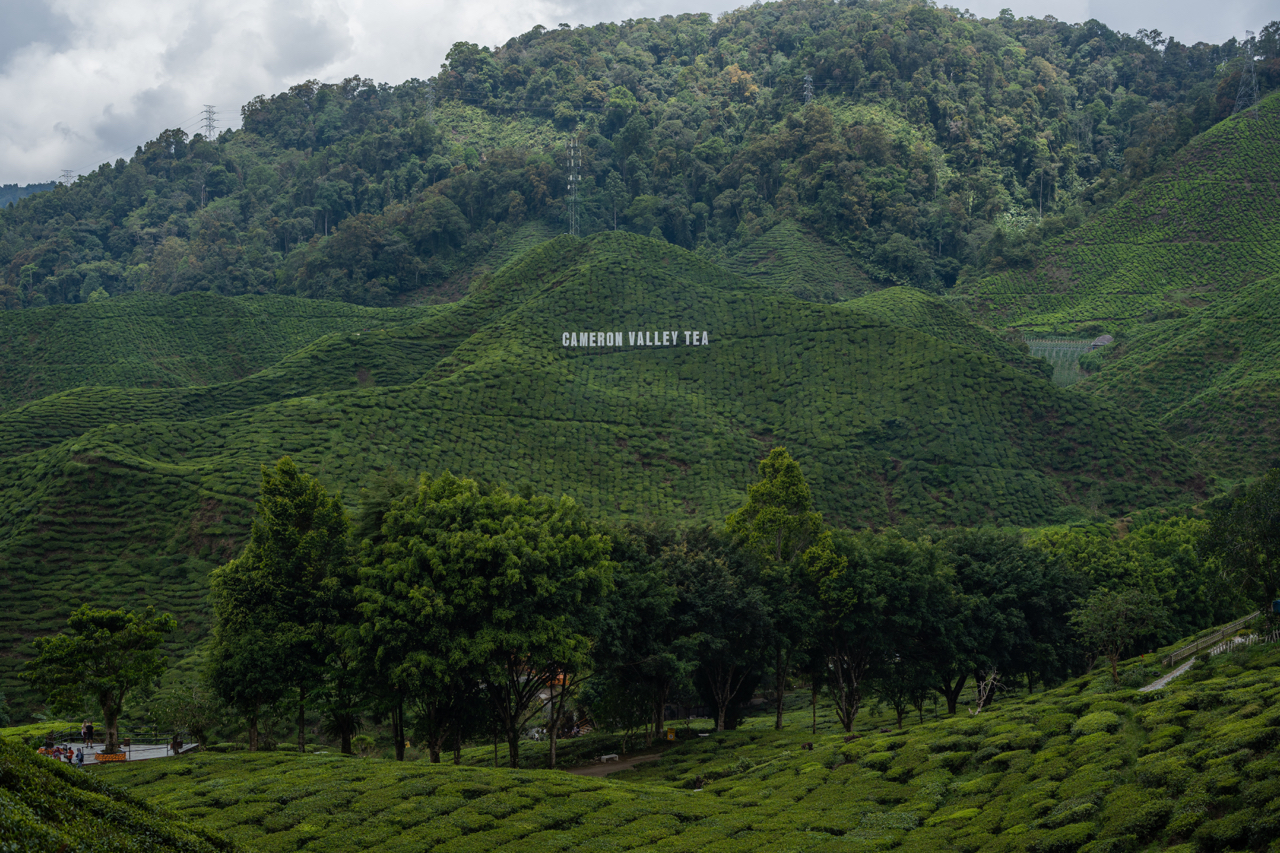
[959, 91, 1280, 334]
[1078, 273, 1280, 477]
[93, 641, 1280, 852]
[0, 231, 1209, 704]
[0, 735, 242, 852]
[0, 293, 429, 413]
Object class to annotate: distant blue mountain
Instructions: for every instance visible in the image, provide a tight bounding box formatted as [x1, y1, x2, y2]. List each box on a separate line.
[0, 182, 56, 206]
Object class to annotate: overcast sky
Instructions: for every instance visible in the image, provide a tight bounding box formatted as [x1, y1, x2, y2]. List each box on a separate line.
[0, 0, 1272, 185]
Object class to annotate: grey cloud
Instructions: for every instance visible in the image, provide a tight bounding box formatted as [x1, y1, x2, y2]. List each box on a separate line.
[0, 0, 73, 66]
[262, 4, 355, 78]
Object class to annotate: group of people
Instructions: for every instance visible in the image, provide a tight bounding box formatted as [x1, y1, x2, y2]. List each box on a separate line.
[35, 721, 95, 769]
[37, 743, 85, 768]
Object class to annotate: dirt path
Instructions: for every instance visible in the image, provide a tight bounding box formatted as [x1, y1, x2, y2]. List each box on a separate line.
[566, 753, 663, 777]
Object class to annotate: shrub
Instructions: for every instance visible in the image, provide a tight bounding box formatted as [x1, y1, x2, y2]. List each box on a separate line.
[1032, 821, 1096, 853]
[1072, 712, 1121, 736]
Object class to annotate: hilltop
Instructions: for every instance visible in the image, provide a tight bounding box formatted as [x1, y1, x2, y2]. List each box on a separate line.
[0, 232, 1208, 702]
[958, 91, 1280, 335]
[96, 639, 1280, 853]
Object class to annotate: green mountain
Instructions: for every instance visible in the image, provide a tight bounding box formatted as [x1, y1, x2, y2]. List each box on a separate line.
[1078, 273, 1280, 476]
[959, 91, 1280, 334]
[0, 736, 241, 852]
[2, 2, 1270, 312]
[723, 219, 875, 302]
[97, 640, 1280, 853]
[0, 232, 1207, 699]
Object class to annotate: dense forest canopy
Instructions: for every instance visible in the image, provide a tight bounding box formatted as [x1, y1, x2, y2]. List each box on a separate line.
[2, 0, 1276, 309]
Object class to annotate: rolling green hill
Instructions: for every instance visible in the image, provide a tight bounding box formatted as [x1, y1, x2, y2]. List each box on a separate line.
[724, 219, 876, 303]
[959, 90, 1280, 335]
[97, 639, 1280, 853]
[0, 736, 242, 852]
[851, 288, 1052, 382]
[1078, 273, 1280, 476]
[0, 293, 427, 413]
[0, 232, 1208, 702]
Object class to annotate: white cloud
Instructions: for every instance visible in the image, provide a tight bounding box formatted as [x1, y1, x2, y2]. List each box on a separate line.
[0, 0, 1272, 184]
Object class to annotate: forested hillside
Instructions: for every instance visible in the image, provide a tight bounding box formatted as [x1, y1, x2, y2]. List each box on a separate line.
[2, 1, 1276, 310]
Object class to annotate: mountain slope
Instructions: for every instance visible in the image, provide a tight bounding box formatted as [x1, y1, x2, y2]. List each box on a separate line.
[0, 233, 1208, 701]
[724, 219, 875, 302]
[959, 91, 1280, 334]
[1078, 273, 1280, 475]
[0, 293, 428, 412]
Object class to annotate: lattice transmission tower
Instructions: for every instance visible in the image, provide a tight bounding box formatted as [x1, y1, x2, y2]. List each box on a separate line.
[1234, 32, 1259, 115]
[567, 138, 581, 238]
[803, 74, 814, 104]
[59, 170, 74, 186]
[202, 105, 219, 138]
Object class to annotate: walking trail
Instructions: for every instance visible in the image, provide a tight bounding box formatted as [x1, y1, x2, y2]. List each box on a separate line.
[567, 753, 663, 777]
[1139, 657, 1196, 692]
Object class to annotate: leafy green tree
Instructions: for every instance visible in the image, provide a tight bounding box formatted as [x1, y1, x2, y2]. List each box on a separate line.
[727, 447, 823, 729]
[1203, 468, 1280, 612]
[153, 679, 224, 749]
[592, 523, 694, 747]
[206, 627, 288, 751]
[809, 531, 945, 732]
[1070, 588, 1170, 681]
[208, 456, 353, 754]
[670, 532, 772, 732]
[933, 529, 1084, 711]
[25, 605, 175, 754]
[359, 472, 612, 768]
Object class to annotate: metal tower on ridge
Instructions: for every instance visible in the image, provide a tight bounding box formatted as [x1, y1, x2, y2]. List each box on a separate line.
[59, 170, 74, 186]
[1233, 32, 1259, 115]
[202, 105, 219, 138]
[567, 138, 581, 238]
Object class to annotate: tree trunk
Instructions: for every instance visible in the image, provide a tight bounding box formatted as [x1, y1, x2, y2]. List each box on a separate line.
[939, 674, 967, 715]
[248, 706, 259, 752]
[104, 699, 121, 755]
[393, 697, 406, 761]
[453, 726, 462, 765]
[811, 683, 818, 736]
[716, 701, 728, 732]
[297, 687, 307, 753]
[775, 647, 786, 731]
[341, 730, 352, 756]
[507, 728, 520, 768]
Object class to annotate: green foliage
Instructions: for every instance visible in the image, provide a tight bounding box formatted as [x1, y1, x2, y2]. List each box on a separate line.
[1070, 589, 1169, 681]
[24, 605, 176, 753]
[1202, 467, 1280, 608]
[2, 5, 1268, 313]
[1076, 273, 1280, 476]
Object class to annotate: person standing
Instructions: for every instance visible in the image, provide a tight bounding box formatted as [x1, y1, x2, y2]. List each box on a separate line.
[75, 747, 84, 769]
[85, 721, 94, 749]
[80, 721, 88, 744]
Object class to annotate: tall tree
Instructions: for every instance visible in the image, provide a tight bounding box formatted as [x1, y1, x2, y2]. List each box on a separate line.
[1203, 468, 1280, 613]
[727, 447, 823, 729]
[208, 456, 352, 754]
[26, 606, 175, 754]
[1070, 589, 1170, 681]
[359, 472, 612, 768]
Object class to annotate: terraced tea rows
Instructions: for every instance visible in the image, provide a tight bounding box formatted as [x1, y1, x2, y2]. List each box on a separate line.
[0, 293, 429, 413]
[1079, 273, 1280, 476]
[959, 91, 1280, 334]
[98, 640, 1280, 853]
[1026, 339, 1095, 387]
[725, 219, 876, 303]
